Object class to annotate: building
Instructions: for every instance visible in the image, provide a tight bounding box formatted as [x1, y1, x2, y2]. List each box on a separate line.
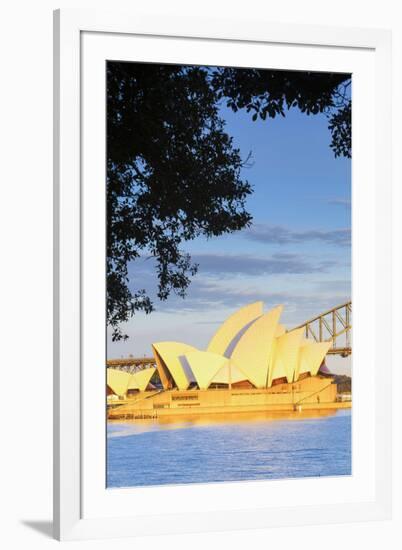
[107, 302, 350, 419]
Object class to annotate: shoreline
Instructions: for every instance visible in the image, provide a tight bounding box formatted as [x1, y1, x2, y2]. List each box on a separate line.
[108, 399, 351, 422]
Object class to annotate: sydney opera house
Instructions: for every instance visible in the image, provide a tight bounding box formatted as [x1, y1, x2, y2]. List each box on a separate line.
[107, 302, 348, 419]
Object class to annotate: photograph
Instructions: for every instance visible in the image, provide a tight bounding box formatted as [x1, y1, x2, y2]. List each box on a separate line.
[0, 0, 395, 545]
[105, 61, 352, 489]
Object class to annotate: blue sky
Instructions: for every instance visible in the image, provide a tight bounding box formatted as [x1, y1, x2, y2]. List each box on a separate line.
[108, 98, 351, 374]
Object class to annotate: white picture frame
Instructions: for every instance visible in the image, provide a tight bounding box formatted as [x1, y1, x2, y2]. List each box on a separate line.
[53, 8, 392, 541]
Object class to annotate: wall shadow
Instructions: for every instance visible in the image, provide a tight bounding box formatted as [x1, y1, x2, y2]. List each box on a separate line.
[21, 520, 53, 539]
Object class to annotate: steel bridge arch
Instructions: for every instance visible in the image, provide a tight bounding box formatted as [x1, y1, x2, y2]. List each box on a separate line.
[291, 301, 352, 357]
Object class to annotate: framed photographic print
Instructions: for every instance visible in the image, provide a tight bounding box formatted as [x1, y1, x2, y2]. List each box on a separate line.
[54, 9, 392, 540]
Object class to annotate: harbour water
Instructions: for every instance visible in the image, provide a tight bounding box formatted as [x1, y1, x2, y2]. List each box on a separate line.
[107, 409, 351, 488]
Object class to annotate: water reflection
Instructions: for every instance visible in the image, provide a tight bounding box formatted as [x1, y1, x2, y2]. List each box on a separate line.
[108, 408, 339, 436]
[107, 409, 351, 487]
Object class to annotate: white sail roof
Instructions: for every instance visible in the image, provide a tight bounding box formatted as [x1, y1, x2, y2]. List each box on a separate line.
[184, 351, 229, 390]
[107, 368, 132, 397]
[152, 342, 198, 390]
[269, 328, 304, 385]
[127, 367, 156, 391]
[230, 305, 283, 388]
[207, 301, 263, 358]
[296, 340, 332, 380]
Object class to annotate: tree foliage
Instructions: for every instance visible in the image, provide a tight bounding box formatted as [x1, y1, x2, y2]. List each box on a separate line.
[211, 68, 351, 157]
[107, 62, 351, 340]
[107, 63, 252, 340]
